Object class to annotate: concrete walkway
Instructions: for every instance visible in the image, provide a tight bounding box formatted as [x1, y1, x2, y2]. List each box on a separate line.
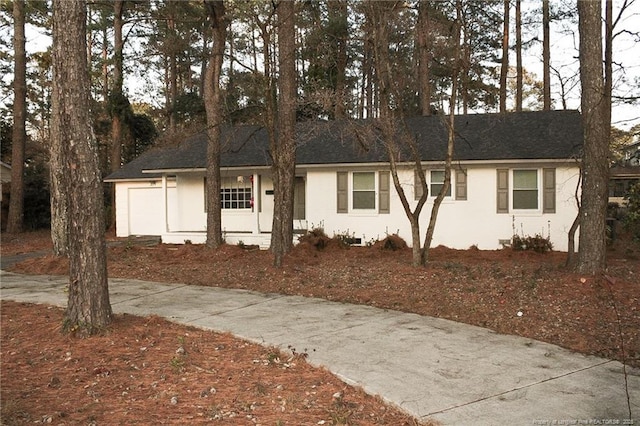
[1, 270, 638, 425]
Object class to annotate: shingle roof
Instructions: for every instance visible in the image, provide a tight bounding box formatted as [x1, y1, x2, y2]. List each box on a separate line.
[105, 110, 583, 181]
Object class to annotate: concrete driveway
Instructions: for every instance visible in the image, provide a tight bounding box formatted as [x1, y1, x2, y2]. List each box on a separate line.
[1, 270, 637, 425]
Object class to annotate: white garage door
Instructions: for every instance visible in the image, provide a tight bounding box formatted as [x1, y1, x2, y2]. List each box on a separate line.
[128, 187, 172, 236]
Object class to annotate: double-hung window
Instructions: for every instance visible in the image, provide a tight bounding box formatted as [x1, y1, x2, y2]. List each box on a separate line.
[352, 172, 376, 210]
[415, 169, 465, 200]
[337, 171, 389, 214]
[512, 170, 538, 210]
[430, 170, 451, 197]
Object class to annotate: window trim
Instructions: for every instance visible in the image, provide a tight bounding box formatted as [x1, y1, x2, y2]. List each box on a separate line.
[512, 169, 539, 211]
[429, 170, 452, 197]
[337, 171, 390, 214]
[351, 171, 376, 211]
[204, 176, 253, 212]
[497, 168, 556, 214]
[415, 169, 462, 200]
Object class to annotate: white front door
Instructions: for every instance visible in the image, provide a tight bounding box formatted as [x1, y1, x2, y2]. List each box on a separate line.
[258, 176, 274, 232]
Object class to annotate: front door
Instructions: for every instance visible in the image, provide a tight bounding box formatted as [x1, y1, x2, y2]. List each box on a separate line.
[258, 175, 273, 232]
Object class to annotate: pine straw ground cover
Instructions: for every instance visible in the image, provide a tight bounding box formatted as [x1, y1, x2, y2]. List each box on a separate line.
[1, 229, 639, 424]
[1, 301, 420, 425]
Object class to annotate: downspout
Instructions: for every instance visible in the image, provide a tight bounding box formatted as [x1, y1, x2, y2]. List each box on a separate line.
[162, 174, 169, 233]
[253, 172, 261, 233]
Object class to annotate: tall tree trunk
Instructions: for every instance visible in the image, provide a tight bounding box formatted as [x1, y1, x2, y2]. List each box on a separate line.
[499, 0, 509, 113]
[52, 0, 112, 335]
[109, 0, 125, 231]
[515, 0, 522, 111]
[102, 27, 109, 103]
[329, 0, 347, 119]
[461, 39, 469, 114]
[50, 0, 69, 254]
[204, 0, 228, 249]
[255, 10, 278, 251]
[364, 32, 374, 118]
[7, 0, 26, 234]
[576, 0, 608, 274]
[271, 0, 297, 267]
[50, 148, 69, 255]
[604, 0, 612, 133]
[542, 0, 551, 110]
[168, 13, 178, 132]
[200, 21, 210, 97]
[423, 0, 461, 264]
[417, 0, 432, 116]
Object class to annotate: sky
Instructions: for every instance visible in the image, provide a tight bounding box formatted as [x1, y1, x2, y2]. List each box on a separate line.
[10, 1, 640, 132]
[515, 0, 640, 131]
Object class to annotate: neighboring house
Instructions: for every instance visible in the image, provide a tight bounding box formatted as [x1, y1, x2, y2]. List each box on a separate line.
[609, 141, 640, 205]
[105, 110, 583, 251]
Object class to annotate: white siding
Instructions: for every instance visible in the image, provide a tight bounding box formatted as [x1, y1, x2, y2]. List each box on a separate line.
[171, 172, 273, 234]
[114, 163, 580, 251]
[304, 165, 580, 251]
[176, 174, 206, 232]
[114, 180, 177, 237]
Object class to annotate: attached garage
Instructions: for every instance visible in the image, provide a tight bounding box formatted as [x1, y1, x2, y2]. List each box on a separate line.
[112, 180, 177, 237]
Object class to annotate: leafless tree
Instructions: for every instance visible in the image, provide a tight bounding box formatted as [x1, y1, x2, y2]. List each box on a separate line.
[367, 1, 428, 266]
[423, 0, 461, 263]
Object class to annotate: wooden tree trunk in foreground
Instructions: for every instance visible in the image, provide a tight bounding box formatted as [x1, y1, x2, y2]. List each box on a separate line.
[576, 0, 608, 274]
[52, 0, 112, 334]
[271, 0, 297, 267]
[204, 0, 228, 249]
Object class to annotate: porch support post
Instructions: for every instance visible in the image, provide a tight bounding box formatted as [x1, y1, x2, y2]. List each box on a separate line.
[253, 172, 260, 234]
[162, 174, 168, 233]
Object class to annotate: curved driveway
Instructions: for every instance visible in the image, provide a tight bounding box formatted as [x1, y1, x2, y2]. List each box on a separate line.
[1, 270, 637, 425]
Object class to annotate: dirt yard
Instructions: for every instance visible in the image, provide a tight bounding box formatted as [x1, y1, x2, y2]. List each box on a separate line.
[2, 230, 639, 424]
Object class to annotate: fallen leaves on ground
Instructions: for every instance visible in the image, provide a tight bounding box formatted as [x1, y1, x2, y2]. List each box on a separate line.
[1, 301, 424, 425]
[2, 229, 639, 425]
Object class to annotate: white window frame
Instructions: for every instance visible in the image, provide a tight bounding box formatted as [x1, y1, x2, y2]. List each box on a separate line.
[512, 169, 539, 211]
[351, 171, 377, 211]
[429, 170, 452, 197]
[204, 176, 253, 211]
